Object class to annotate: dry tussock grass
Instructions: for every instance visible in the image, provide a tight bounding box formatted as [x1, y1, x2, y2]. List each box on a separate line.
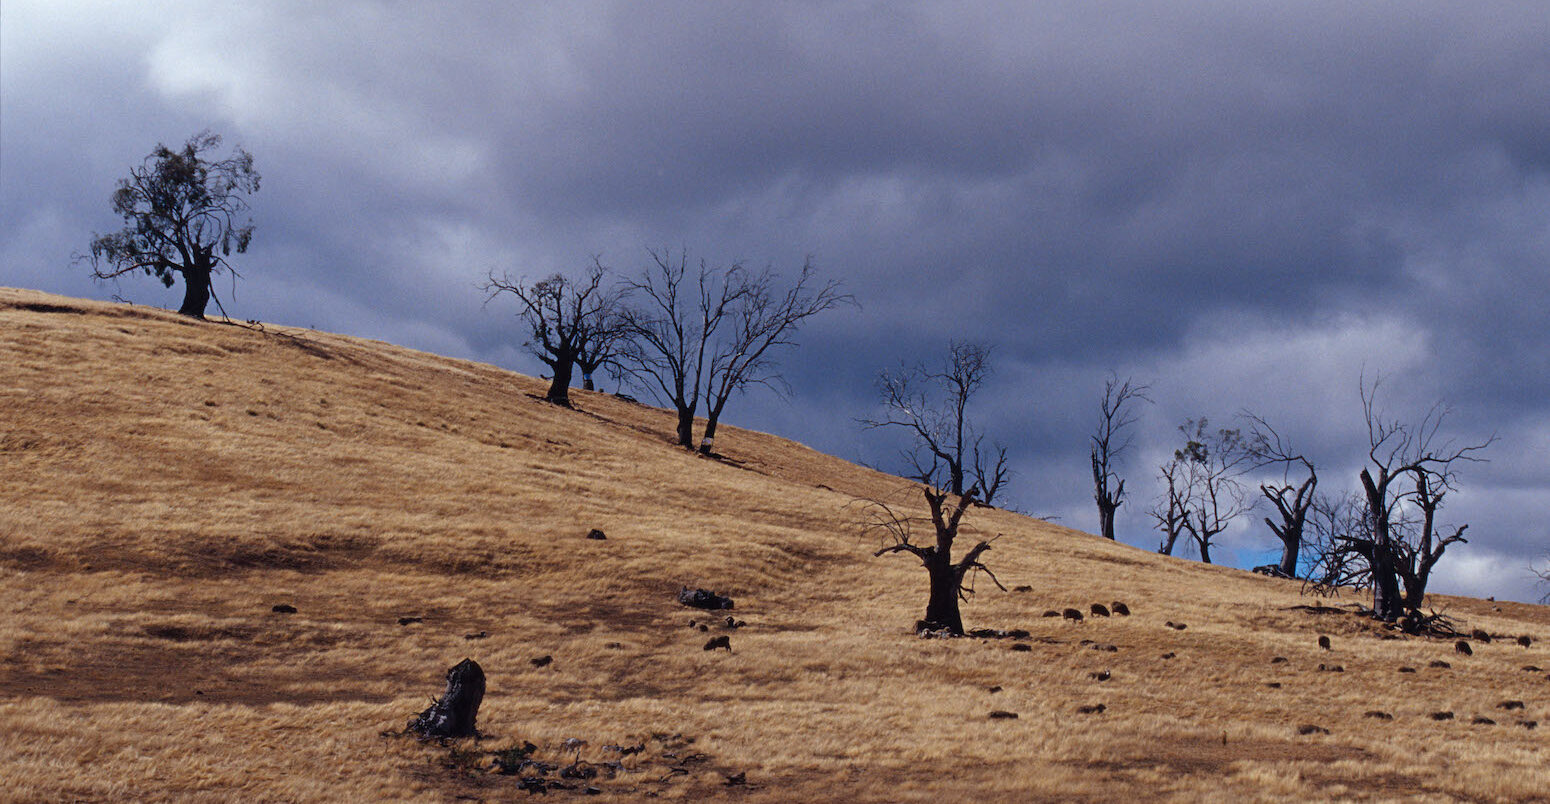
[2, 287, 1548, 802]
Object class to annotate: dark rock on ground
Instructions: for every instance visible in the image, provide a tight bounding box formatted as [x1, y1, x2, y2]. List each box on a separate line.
[678, 587, 734, 610]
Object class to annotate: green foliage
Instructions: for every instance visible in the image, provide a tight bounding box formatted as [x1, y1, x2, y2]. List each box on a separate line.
[84, 130, 259, 287]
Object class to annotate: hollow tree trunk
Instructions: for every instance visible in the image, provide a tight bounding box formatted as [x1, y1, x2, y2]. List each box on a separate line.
[921, 556, 964, 635]
[1097, 502, 1117, 541]
[178, 265, 212, 318]
[581, 371, 595, 391]
[545, 357, 575, 407]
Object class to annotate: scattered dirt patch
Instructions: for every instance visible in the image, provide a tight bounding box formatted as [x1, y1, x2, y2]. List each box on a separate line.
[173, 534, 381, 576]
[141, 623, 258, 642]
[7, 302, 85, 315]
[0, 637, 398, 706]
[1088, 734, 1373, 779]
[0, 545, 61, 572]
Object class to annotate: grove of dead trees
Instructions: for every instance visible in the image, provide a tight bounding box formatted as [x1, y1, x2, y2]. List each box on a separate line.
[485, 248, 848, 451]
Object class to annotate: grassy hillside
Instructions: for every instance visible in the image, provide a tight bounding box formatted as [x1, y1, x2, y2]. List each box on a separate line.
[2, 287, 1547, 802]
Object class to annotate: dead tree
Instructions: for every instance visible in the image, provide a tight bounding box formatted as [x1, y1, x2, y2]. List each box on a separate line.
[1151, 461, 1188, 556]
[1394, 470, 1469, 610]
[862, 342, 1009, 503]
[862, 494, 1003, 636]
[697, 258, 852, 454]
[860, 342, 1010, 635]
[1244, 413, 1317, 579]
[1153, 419, 1250, 564]
[616, 249, 740, 447]
[1354, 377, 1493, 621]
[408, 658, 486, 738]
[1301, 491, 1370, 595]
[574, 306, 630, 391]
[1090, 375, 1151, 540]
[483, 261, 626, 407]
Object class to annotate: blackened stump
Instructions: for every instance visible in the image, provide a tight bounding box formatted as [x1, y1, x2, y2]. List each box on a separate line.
[408, 658, 485, 738]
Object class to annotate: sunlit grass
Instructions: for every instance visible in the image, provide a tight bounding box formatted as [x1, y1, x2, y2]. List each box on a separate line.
[2, 287, 1547, 801]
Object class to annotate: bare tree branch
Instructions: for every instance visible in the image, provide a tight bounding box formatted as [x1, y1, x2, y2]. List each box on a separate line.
[858, 342, 1010, 636]
[1242, 412, 1317, 578]
[482, 260, 627, 407]
[1091, 374, 1152, 539]
[1351, 373, 1495, 620]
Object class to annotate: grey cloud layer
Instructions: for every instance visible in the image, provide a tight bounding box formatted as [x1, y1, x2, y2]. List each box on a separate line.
[3, 1, 1547, 599]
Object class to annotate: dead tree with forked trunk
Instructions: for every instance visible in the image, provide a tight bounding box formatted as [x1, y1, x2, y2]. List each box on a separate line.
[1351, 377, 1493, 621]
[1152, 419, 1249, 564]
[697, 258, 852, 455]
[859, 342, 1010, 635]
[483, 261, 627, 408]
[616, 249, 846, 453]
[1152, 460, 1188, 557]
[1090, 375, 1151, 540]
[1243, 413, 1318, 579]
[616, 249, 742, 447]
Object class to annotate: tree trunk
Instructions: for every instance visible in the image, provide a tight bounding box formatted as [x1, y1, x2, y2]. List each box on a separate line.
[1278, 535, 1299, 578]
[546, 357, 575, 407]
[699, 413, 721, 455]
[178, 265, 211, 318]
[1370, 540, 1404, 620]
[581, 371, 595, 391]
[675, 402, 696, 449]
[408, 658, 485, 738]
[1097, 502, 1117, 541]
[921, 555, 964, 635]
[1159, 530, 1180, 556]
[1197, 536, 1212, 565]
[1360, 469, 1404, 621]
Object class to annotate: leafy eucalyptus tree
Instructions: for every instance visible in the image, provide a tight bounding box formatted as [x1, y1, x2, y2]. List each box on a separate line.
[82, 131, 259, 318]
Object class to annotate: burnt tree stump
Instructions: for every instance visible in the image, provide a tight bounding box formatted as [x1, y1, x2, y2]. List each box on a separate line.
[408, 658, 486, 738]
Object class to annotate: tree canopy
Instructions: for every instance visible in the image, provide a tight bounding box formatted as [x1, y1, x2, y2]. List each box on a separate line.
[83, 130, 259, 318]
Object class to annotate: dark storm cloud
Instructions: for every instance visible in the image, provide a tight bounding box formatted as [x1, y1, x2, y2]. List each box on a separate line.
[3, 1, 1548, 599]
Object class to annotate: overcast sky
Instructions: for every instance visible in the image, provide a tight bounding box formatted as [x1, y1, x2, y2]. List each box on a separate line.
[4, 2, 1548, 602]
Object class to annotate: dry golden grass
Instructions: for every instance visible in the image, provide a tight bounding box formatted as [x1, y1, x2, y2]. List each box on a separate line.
[2, 286, 1548, 802]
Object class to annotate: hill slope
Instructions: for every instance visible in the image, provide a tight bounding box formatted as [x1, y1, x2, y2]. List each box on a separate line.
[2, 287, 1547, 802]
